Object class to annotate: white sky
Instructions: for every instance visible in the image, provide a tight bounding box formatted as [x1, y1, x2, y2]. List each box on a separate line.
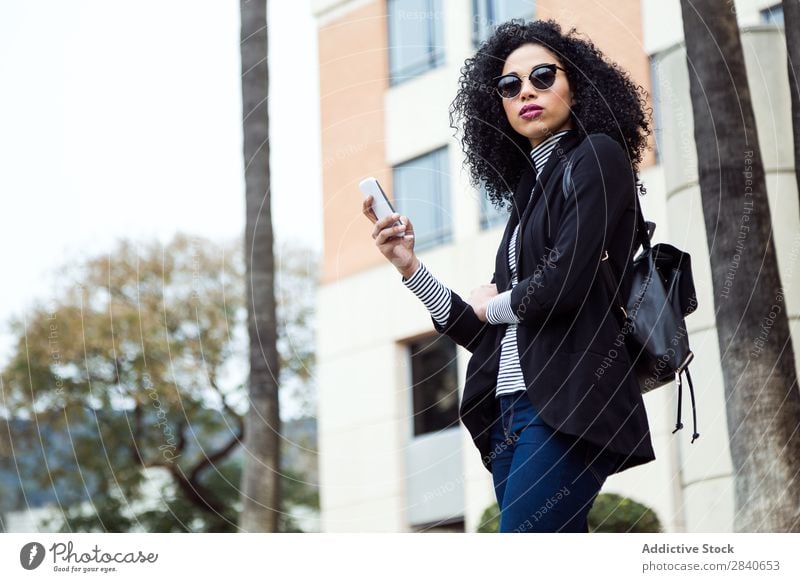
[0, 0, 323, 368]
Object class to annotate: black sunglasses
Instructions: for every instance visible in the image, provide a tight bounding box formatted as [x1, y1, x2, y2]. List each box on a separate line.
[493, 63, 566, 99]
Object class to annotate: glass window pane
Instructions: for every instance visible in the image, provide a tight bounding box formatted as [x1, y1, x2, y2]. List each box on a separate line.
[760, 4, 784, 25]
[389, 0, 445, 83]
[494, 0, 534, 22]
[393, 147, 452, 251]
[408, 335, 459, 436]
[650, 54, 663, 164]
[473, 0, 535, 46]
[479, 183, 509, 229]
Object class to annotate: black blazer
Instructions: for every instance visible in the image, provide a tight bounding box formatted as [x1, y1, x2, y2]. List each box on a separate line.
[433, 130, 655, 475]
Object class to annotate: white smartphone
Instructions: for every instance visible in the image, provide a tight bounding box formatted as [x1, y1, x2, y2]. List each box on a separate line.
[359, 177, 403, 229]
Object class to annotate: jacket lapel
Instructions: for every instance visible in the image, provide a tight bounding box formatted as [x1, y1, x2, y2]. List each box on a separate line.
[495, 164, 535, 289]
[496, 130, 583, 289]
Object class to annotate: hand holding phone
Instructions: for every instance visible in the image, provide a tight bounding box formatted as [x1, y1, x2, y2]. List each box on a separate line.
[359, 177, 419, 278]
[359, 177, 403, 228]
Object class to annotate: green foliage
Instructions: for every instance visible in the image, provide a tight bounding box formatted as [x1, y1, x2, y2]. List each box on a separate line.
[588, 493, 662, 532]
[476, 502, 500, 533]
[273, 242, 318, 419]
[0, 234, 319, 532]
[476, 493, 662, 533]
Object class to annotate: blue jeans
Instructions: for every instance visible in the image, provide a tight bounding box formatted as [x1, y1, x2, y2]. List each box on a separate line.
[489, 392, 621, 532]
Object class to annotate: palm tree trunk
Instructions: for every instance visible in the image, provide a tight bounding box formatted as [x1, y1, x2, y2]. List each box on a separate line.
[239, 0, 281, 532]
[784, 0, 800, 216]
[680, 0, 800, 532]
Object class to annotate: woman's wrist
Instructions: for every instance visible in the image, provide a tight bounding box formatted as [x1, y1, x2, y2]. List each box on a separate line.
[399, 257, 420, 280]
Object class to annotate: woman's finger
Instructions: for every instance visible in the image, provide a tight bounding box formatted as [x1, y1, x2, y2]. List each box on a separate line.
[375, 222, 406, 245]
[362, 195, 378, 223]
[371, 213, 401, 239]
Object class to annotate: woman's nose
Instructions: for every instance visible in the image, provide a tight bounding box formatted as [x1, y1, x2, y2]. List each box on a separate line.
[518, 76, 538, 99]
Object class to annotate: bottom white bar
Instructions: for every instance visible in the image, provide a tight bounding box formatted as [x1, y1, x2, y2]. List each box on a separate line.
[1, 533, 799, 580]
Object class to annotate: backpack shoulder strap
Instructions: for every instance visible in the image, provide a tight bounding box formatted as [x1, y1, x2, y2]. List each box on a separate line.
[600, 252, 628, 325]
[633, 191, 652, 251]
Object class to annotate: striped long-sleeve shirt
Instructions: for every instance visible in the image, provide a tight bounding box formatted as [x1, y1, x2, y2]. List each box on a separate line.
[402, 129, 570, 398]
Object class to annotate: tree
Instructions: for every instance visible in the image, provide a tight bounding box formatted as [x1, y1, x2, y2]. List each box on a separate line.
[782, 1, 800, 214]
[274, 243, 317, 420]
[0, 235, 319, 532]
[1, 235, 244, 531]
[238, 0, 281, 533]
[680, 0, 800, 531]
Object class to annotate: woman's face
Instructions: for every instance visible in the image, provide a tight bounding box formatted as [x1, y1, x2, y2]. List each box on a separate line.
[498, 43, 574, 149]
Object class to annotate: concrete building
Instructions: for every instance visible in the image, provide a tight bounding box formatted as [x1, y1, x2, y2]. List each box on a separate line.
[312, 0, 798, 532]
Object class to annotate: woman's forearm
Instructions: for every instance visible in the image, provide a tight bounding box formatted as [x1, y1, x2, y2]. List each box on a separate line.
[401, 260, 452, 326]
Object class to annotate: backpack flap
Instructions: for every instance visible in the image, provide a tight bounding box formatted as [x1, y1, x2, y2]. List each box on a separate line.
[651, 243, 698, 317]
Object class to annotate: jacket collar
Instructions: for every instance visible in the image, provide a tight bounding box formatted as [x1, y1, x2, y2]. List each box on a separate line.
[495, 129, 583, 290]
[510, 129, 582, 220]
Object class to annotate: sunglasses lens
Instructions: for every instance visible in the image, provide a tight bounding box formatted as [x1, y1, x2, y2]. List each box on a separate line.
[496, 76, 522, 98]
[531, 66, 557, 90]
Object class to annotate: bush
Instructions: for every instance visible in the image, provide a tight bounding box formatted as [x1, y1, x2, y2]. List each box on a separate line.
[476, 502, 501, 533]
[476, 493, 662, 533]
[588, 493, 662, 532]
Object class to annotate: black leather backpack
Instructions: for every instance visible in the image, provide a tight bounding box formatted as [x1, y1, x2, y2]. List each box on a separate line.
[561, 150, 700, 443]
[600, 196, 700, 444]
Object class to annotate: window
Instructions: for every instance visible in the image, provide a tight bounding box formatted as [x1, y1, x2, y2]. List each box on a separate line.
[473, 0, 535, 47]
[393, 147, 452, 251]
[649, 53, 663, 164]
[407, 335, 459, 437]
[760, 4, 784, 25]
[478, 183, 509, 230]
[388, 0, 445, 84]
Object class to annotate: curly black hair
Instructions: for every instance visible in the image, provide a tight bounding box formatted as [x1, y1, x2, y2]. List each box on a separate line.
[449, 19, 652, 209]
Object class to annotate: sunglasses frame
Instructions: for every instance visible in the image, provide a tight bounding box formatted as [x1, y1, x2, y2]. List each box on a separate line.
[492, 63, 567, 99]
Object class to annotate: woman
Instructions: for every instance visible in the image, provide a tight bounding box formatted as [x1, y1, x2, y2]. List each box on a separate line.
[362, 19, 655, 532]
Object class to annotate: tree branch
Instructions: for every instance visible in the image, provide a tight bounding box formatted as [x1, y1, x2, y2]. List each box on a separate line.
[207, 374, 245, 435]
[188, 427, 244, 484]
